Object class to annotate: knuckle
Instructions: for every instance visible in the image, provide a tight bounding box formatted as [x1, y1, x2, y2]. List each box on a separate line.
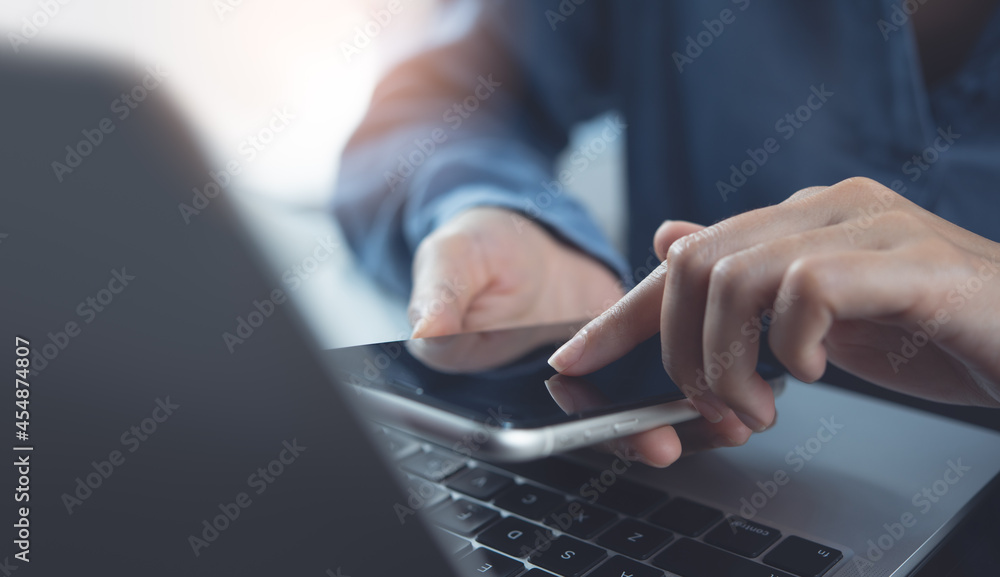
[708, 255, 748, 300]
[871, 208, 918, 229]
[785, 185, 829, 203]
[841, 175, 881, 190]
[783, 256, 827, 298]
[666, 232, 714, 278]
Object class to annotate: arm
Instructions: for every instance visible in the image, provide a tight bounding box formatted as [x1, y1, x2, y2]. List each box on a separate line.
[333, 0, 627, 295]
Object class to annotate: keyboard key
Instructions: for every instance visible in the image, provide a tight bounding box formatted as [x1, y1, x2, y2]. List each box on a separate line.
[597, 518, 673, 560]
[400, 450, 465, 482]
[499, 458, 664, 515]
[653, 538, 796, 577]
[529, 535, 606, 577]
[544, 500, 616, 539]
[500, 459, 595, 494]
[704, 517, 781, 558]
[454, 547, 523, 577]
[429, 499, 499, 536]
[590, 481, 668, 517]
[589, 555, 664, 577]
[375, 429, 420, 460]
[763, 536, 843, 577]
[447, 468, 514, 501]
[432, 528, 472, 557]
[647, 498, 723, 537]
[494, 484, 565, 520]
[477, 516, 553, 558]
[522, 570, 557, 577]
[403, 474, 449, 509]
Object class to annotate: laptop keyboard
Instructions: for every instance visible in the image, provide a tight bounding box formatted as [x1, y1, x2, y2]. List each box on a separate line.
[375, 427, 843, 577]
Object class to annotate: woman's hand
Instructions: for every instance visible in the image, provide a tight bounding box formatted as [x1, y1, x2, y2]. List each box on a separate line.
[549, 177, 1000, 465]
[408, 207, 624, 338]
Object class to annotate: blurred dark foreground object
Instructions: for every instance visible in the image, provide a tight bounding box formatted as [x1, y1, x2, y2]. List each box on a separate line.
[0, 52, 454, 576]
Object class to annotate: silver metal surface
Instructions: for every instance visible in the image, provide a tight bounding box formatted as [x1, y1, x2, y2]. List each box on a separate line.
[570, 378, 1000, 577]
[355, 378, 787, 461]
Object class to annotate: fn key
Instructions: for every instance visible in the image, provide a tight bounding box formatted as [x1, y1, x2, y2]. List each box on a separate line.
[764, 536, 842, 577]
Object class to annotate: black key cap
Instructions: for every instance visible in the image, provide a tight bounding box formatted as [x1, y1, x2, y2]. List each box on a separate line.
[522, 570, 557, 577]
[477, 516, 553, 558]
[763, 536, 843, 577]
[647, 498, 723, 537]
[403, 474, 449, 510]
[447, 468, 514, 501]
[705, 517, 781, 558]
[502, 458, 665, 516]
[597, 518, 673, 560]
[530, 535, 606, 577]
[376, 429, 420, 459]
[400, 450, 465, 482]
[589, 555, 664, 577]
[494, 484, 565, 520]
[654, 538, 796, 577]
[455, 547, 523, 577]
[432, 528, 472, 557]
[544, 500, 616, 539]
[429, 499, 499, 536]
[499, 459, 595, 494]
[590, 481, 668, 517]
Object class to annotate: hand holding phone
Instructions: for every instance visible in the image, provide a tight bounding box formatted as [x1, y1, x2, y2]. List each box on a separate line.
[324, 321, 786, 465]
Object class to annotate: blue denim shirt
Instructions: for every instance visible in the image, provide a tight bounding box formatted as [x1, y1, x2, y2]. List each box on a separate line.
[334, 0, 1000, 294]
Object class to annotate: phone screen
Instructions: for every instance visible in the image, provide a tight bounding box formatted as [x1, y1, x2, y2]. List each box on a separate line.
[321, 322, 785, 429]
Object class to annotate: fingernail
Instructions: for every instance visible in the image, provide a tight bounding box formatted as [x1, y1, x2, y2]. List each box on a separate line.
[411, 317, 429, 338]
[548, 329, 587, 373]
[734, 410, 768, 433]
[691, 398, 724, 424]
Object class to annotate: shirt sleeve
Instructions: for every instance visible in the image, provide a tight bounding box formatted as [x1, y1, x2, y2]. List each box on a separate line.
[332, 0, 629, 296]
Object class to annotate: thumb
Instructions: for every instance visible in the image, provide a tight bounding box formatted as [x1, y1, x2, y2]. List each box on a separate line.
[408, 233, 488, 338]
[654, 220, 705, 261]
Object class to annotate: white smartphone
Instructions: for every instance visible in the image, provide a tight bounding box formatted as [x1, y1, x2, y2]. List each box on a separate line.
[322, 321, 786, 461]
